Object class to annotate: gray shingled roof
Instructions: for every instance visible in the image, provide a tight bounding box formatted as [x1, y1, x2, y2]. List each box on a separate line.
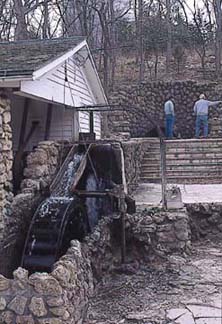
[0, 37, 85, 78]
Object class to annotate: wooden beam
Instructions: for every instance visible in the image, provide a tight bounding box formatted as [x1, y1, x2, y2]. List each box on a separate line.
[89, 111, 94, 133]
[73, 190, 110, 197]
[50, 144, 79, 193]
[119, 189, 126, 264]
[72, 143, 94, 191]
[44, 103, 53, 140]
[13, 98, 30, 192]
[19, 98, 30, 147]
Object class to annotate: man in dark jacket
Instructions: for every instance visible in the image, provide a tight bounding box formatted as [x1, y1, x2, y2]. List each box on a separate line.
[193, 94, 222, 138]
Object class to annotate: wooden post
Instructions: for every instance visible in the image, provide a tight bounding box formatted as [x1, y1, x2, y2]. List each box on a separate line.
[13, 98, 30, 193]
[44, 103, 53, 140]
[19, 98, 29, 146]
[119, 187, 126, 264]
[121, 209, 126, 264]
[89, 111, 94, 134]
[160, 137, 167, 209]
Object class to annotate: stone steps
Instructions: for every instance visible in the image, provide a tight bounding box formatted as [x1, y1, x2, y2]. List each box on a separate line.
[147, 147, 222, 153]
[140, 175, 222, 184]
[142, 169, 222, 177]
[140, 137, 222, 184]
[166, 148, 222, 154]
[141, 162, 222, 171]
[143, 159, 222, 165]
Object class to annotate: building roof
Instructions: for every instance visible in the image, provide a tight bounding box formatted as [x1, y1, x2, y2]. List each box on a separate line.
[0, 37, 85, 78]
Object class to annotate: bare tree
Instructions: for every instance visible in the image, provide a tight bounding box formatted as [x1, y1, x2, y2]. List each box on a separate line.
[138, 0, 145, 82]
[13, 0, 29, 39]
[42, 0, 50, 38]
[166, 0, 172, 72]
[213, 0, 222, 77]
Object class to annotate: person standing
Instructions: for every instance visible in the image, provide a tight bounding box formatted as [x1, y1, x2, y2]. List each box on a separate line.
[164, 95, 175, 139]
[193, 94, 222, 138]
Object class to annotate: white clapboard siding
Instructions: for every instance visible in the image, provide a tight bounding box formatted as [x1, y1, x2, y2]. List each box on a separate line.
[48, 105, 74, 141]
[20, 54, 101, 138]
[11, 96, 48, 151]
[70, 58, 101, 138]
[25, 99, 48, 150]
[78, 112, 89, 133]
[94, 112, 101, 136]
[11, 94, 75, 151]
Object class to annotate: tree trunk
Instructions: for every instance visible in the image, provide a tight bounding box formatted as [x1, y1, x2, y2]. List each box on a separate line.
[13, 0, 29, 40]
[154, 51, 159, 79]
[166, 0, 172, 73]
[42, 0, 49, 38]
[109, 0, 116, 90]
[214, 0, 222, 77]
[138, 0, 144, 82]
[201, 53, 206, 79]
[93, 3, 111, 93]
[134, 0, 139, 64]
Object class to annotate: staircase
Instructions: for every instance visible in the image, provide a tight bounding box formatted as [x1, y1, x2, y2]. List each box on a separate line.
[140, 138, 222, 183]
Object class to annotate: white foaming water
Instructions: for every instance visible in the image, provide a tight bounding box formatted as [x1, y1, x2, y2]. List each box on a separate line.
[29, 238, 36, 256]
[86, 173, 99, 230]
[38, 197, 73, 219]
[52, 153, 83, 198]
[37, 153, 83, 220]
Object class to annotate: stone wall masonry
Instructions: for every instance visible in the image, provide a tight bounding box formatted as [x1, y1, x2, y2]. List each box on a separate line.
[186, 203, 222, 240]
[21, 141, 64, 194]
[108, 81, 222, 138]
[0, 207, 192, 324]
[0, 216, 114, 324]
[0, 141, 65, 277]
[125, 207, 191, 259]
[121, 139, 157, 192]
[0, 93, 13, 242]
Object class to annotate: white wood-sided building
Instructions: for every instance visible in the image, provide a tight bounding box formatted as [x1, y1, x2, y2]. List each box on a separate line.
[0, 37, 107, 152]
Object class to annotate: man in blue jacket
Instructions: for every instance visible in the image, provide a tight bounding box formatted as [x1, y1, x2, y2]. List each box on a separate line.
[193, 94, 222, 138]
[164, 95, 175, 139]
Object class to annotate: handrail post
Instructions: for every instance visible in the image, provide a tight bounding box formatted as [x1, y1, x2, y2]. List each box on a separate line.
[119, 187, 126, 264]
[160, 137, 167, 209]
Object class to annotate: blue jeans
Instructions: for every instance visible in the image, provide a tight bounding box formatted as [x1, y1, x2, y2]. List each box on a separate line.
[165, 114, 175, 138]
[195, 115, 208, 137]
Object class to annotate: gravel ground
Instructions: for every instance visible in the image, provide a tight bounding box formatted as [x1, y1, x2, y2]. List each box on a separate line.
[84, 238, 222, 324]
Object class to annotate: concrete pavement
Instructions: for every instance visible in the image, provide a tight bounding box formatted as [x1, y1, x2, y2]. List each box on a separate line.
[133, 183, 222, 206]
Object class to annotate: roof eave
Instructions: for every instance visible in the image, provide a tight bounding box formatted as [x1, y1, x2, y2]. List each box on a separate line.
[32, 40, 87, 80]
[0, 75, 33, 84]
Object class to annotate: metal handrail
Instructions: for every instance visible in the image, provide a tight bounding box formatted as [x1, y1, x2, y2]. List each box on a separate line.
[154, 124, 167, 209]
[160, 137, 167, 209]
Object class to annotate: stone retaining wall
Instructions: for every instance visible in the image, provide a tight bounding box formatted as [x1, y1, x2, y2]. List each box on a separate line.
[122, 139, 155, 192]
[21, 141, 64, 194]
[125, 207, 191, 259]
[0, 216, 114, 324]
[0, 206, 191, 324]
[186, 203, 222, 239]
[0, 93, 13, 242]
[108, 81, 222, 138]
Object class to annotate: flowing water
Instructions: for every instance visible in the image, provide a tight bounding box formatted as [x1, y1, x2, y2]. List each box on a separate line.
[86, 173, 99, 231]
[52, 153, 83, 198]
